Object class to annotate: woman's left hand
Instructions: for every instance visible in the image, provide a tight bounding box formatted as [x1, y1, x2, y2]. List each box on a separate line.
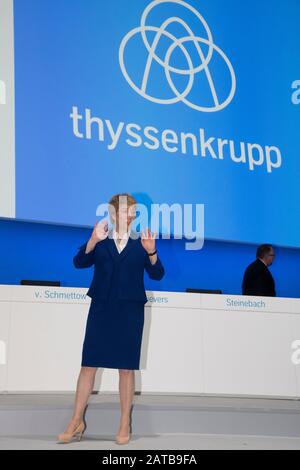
[141, 228, 157, 254]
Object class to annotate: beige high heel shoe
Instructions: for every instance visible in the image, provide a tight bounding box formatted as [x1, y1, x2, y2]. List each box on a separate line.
[57, 420, 86, 444]
[115, 420, 132, 445]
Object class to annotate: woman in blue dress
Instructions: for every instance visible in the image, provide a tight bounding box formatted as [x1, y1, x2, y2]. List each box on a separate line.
[58, 193, 165, 445]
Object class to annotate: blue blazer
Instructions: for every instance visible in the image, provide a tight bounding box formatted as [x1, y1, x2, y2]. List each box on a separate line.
[73, 230, 165, 303]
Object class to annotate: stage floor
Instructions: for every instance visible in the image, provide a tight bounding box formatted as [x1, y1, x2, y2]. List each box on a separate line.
[1, 393, 300, 450]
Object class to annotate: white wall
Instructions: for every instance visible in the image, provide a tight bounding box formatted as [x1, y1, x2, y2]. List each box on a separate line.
[0, 0, 15, 218]
[1, 284, 300, 397]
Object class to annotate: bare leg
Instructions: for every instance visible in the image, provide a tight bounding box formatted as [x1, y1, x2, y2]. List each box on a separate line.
[117, 369, 135, 437]
[62, 366, 97, 434]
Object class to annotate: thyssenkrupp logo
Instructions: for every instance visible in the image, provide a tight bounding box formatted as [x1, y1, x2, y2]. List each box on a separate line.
[119, 0, 236, 112]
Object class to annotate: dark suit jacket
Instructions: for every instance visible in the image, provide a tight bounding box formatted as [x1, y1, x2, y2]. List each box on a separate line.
[73, 230, 165, 303]
[242, 258, 276, 297]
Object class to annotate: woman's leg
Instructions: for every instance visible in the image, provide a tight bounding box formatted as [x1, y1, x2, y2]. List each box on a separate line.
[117, 369, 135, 437]
[62, 366, 97, 433]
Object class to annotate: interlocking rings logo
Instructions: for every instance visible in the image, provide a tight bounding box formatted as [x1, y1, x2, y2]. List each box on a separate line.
[119, 0, 236, 112]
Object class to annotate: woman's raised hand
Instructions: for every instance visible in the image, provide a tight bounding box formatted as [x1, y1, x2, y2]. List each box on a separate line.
[91, 219, 109, 244]
[141, 228, 157, 254]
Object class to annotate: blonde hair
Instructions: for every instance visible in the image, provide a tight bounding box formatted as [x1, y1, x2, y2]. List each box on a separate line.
[108, 193, 137, 224]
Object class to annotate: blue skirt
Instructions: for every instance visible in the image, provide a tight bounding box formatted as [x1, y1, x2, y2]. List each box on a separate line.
[81, 296, 145, 370]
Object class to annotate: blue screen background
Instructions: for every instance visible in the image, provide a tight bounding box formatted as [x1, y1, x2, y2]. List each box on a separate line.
[13, 0, 300, 247]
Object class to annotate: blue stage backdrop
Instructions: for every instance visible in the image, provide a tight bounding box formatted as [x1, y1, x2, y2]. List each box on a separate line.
[0, 218, 299, 298]
[10, 0, 300, 248]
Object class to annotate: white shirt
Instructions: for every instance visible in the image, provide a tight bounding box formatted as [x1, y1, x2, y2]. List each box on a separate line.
[258, 257, 267, 267]
[112, 228, 130, 253]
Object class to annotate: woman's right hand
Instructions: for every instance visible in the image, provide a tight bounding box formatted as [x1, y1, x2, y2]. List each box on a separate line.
[85, 219, 108, 254]
[90, 219, 109, 244]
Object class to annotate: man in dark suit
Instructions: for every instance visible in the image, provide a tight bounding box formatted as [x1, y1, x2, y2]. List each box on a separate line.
[242, 244, 276, 296]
